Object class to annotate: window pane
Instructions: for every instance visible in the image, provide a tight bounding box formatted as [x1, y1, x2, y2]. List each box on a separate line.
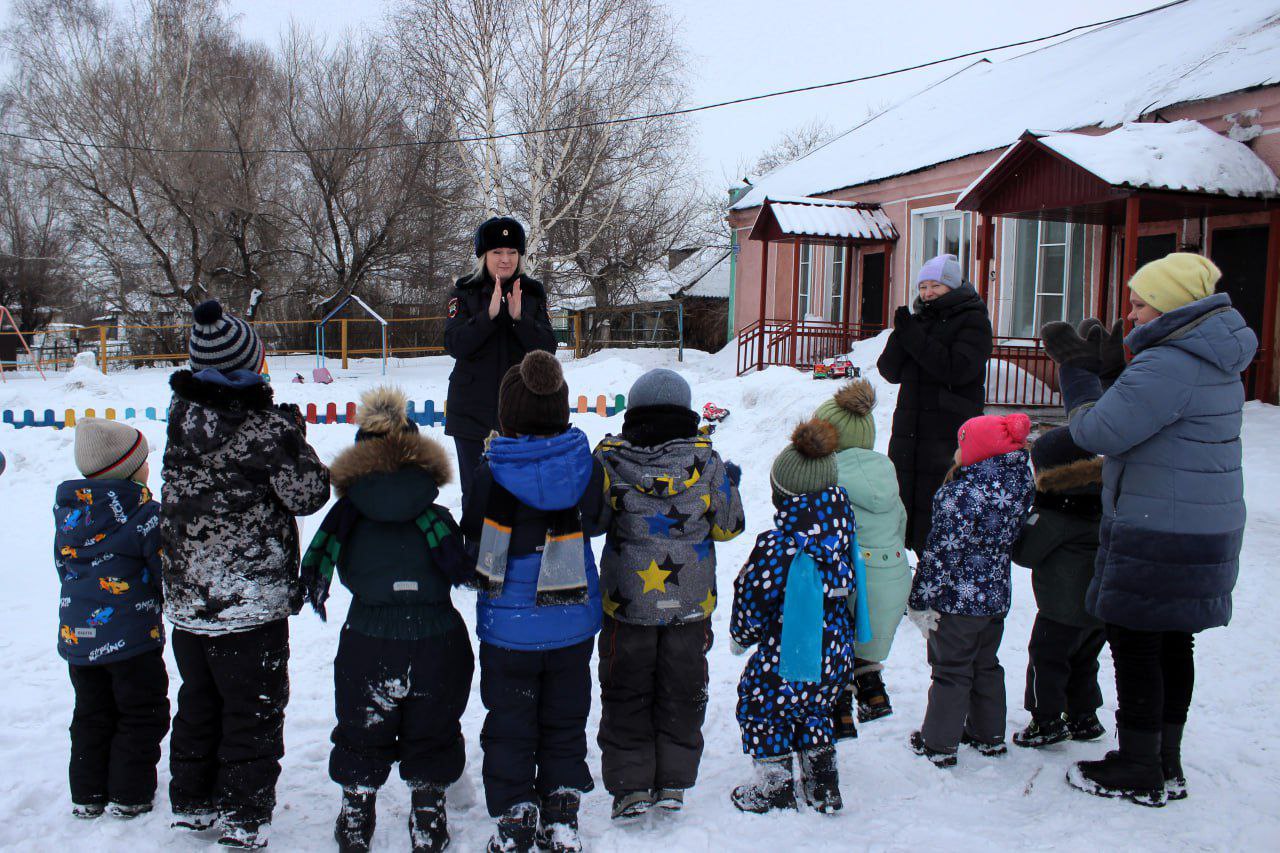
[1012, 221, 1038, 337]
[944, 215, 961, 258]
[1040, 244, 1066, 295]
[924, 216, 940, 258]
[1068, 225, 1087, 326]
[1038, 294, 1065, 326]
[1044, 220, 1067, 244]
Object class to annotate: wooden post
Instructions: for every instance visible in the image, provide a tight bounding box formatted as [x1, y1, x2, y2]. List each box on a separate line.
[340, 319, 349, 370]
[1122, 196, 1141, 338]
[841, 241, 854, 348]
[98, 325, 108, 374]
[977, 214, 995, 301]
[573, 312, 583, 359]
[1097, 222, 1114, 322]
[1260, 208, 1280, 403]
[757, 240, 769, 372]
[790, 238, 802, 366]
[882, 245, 893, 327]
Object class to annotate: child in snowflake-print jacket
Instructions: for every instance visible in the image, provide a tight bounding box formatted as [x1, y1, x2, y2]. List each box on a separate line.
[907, 414, 1034, 765]
[730, 420, 867, 817]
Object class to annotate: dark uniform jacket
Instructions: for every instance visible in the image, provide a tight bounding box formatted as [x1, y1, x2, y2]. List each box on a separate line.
[877, 285, 992, 552]
[443, 271, 558, 440]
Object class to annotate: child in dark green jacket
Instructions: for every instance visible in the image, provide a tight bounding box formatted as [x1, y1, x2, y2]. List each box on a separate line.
[303, 387, 474, 853]
[1011, 426, 1107, 750]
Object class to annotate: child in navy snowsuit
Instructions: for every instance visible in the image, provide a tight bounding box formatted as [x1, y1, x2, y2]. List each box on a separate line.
[730, 419, 869, 815]
[460, 351, 606, 853]
[302, 387, 475, 853]
[55, 418, 168, 819]
[908, 413, 1034, 766]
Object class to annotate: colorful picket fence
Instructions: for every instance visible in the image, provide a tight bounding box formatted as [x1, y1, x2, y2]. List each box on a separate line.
[2, 394, 627, 430]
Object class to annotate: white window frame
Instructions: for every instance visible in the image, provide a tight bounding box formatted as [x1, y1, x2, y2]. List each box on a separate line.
[1003, 219, 1089, 337]
[910, 205, 971, 285]
[826, 244, 847, 322]
[798, 242, 812, 319]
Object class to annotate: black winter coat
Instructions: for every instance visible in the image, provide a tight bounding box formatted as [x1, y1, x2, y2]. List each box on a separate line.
[327, 431, 468, 640]
[877, 285, 992, 552]
[161, 372, 331, 635]
[1012, 457, 1104, 628]
[444, 271, 558, 440]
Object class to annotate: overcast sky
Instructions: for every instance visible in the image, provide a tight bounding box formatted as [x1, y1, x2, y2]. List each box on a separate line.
[27, 0, 1163, 187]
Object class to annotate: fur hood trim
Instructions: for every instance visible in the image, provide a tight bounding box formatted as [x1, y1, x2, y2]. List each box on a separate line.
[170, 369, 274, 411]
[1036, 456, 1103, 493]
[357, 386, 410, 435]
[329, 431, 453, 495]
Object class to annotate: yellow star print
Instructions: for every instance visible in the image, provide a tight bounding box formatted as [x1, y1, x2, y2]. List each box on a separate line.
[698, 589, 716, 618]
[603, 590, 620, 617]
[636, 560, 672, 594]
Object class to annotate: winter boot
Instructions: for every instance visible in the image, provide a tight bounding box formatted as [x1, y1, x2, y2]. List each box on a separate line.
[731, 754, 798, 814]
[334, 787, 377, 853]
[1162, 723, 1187, 801]
[171, 806, 219, 831]
[610, 790, 653, 820]
[72, 803, 105, 819]
[831, 687, 859, 741]
[487, 803, 537, 853]
[218, 820, 269, 849]
[535, 789, 581, 853]
[1066, 728, 1166, 808]
[653, 788, 684, 812]
[1068, 712, 1107, 742]
[410, 785, 450, 852]
[961, 731, 1008, 757]
[909, 731, 957, 768]
[854, 666, 893, 722]
[797, 746, 842, 814]
[108, 801, 154, 819]
[1013, 716, 1070, 749]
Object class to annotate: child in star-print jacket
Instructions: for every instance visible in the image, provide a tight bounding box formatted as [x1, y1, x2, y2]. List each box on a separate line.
[592, 368, 744, 819]
[730, 420, 868, 816]
[907, 413, 1034, 766]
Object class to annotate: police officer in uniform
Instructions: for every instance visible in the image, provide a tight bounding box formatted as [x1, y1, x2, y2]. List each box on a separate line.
[444, 216, 558, 504]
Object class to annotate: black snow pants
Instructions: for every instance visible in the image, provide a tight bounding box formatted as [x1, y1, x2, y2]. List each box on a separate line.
[68, 648, 170, 807]
[1106, 624, 1195, 732]
[479, 639, 594, 817]
[1023, 614, 1106, 722]
[597, 615, 713, 795]
[921, 613, 1006, 752]
[329, 622, 475, 790]
[169, 620, 290, 825]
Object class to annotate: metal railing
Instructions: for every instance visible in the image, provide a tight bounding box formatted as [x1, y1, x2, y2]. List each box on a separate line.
[987, 338, 1061, 407]
[736, 319, 884, 375]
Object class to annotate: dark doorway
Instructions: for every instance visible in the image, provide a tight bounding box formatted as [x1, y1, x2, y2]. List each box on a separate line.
[1211, 226, 1267, 400]
[860, 251, 886, 327]
[1137, 233, 1177, 269]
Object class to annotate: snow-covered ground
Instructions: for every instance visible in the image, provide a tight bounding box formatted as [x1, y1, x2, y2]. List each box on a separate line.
[1, 337, 1278, 851]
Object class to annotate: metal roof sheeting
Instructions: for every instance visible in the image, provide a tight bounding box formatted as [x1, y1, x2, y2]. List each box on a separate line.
[767, 198, 899, 241]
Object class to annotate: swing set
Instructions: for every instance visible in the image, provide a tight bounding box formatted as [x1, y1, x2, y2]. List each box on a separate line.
[0, 306, 46, 381]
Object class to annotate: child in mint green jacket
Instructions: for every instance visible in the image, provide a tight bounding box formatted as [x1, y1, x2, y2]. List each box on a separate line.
[813, 380, 911, 733]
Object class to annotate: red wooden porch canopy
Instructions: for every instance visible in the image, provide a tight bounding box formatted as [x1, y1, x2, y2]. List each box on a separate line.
[956, 121, 1280, 398]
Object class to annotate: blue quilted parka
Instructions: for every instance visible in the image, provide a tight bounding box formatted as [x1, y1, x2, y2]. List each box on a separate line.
[731, 487, 858, 759]
[1059, 292, 1257, 633]
[909, 450, 1034, 617]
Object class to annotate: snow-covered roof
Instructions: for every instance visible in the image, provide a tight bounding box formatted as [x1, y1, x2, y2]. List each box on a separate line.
[761, 197, 898, 241]
[667, 247, 732, 299]
[1035, 121, 1280, 197]
[733, 0, 1280, 211]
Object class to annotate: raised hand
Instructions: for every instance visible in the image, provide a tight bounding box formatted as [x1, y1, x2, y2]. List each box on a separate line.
[488, 276, 503, 319]
[508, 277, 523, 321]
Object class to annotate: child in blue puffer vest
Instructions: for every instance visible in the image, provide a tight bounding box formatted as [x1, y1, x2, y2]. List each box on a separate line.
[907, 413, 1034, 767]
[54, 418, 169, 820]
[460, 351, 606, 853]
[730, 420, 870, 816]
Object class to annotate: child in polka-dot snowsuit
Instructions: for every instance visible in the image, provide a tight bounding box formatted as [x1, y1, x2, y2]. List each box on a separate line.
[730, 483, 858, 812]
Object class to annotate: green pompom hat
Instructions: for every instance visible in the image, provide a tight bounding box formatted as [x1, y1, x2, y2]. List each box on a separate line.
[770, 419, 840, 499]
[813, 379, 877, 451]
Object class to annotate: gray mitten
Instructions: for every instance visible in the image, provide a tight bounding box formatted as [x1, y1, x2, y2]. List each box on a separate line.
[1099, 319, 1126, 385]
[1040, 321, 1101, 373]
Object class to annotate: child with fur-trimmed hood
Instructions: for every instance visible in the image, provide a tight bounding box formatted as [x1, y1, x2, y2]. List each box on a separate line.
[812, 379, 909, 732]
[302, 387, 474, 853]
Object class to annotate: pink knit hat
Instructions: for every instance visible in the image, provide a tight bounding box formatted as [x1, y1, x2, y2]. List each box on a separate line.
[957, 414, 1031, 466]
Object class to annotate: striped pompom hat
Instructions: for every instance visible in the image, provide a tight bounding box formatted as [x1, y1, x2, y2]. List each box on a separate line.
[189, 299, 264, 374]
[75, 417, 149, 480]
